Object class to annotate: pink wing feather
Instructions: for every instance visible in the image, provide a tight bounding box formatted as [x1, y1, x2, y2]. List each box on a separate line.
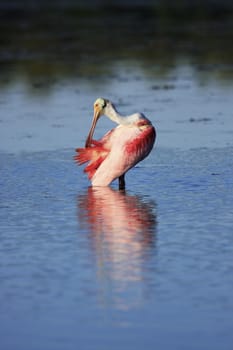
[74, 129, 114, 180]
[125, 126, 156, 163]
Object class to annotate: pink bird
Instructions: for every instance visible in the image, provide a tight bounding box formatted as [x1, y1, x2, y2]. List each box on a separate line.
[74, 98, 156, 189]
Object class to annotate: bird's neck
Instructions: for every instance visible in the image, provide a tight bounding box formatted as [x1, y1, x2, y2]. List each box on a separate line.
[105, 104, 125, 124]
[105, 104, 138, 125]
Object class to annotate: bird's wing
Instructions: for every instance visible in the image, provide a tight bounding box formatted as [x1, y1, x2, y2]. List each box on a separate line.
[124, 125, 156, 165]
[74, 130, 116, 180]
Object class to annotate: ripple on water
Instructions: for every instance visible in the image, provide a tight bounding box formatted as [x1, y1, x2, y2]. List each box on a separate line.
[0, 147, 233, 350]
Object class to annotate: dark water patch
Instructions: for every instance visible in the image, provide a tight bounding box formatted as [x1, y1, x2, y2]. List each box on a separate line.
[151, 83, 176, 90]
[0, 2, 233, 93]
[189, 117, 212, 122]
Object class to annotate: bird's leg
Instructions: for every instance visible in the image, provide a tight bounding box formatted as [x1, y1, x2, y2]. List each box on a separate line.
[119, 174, 125, 190]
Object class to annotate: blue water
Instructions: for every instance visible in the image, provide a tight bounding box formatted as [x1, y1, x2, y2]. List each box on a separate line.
[0, 146, 233, 349]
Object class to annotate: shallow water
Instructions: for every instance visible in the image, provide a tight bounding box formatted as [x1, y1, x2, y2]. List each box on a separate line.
[1, 3, 233, 350]
[0, 147, 233, 350]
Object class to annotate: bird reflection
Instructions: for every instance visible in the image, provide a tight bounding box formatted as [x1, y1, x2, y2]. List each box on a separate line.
[77, 187, 157, 309]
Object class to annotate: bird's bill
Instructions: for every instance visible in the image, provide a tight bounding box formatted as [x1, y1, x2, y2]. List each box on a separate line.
[85, 108, 100, 147]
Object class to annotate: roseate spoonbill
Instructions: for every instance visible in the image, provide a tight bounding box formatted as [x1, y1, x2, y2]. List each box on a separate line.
[74, 98, 156, 189]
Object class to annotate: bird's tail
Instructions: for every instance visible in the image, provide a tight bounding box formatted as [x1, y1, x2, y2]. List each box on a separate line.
[74, 141, 108, 180]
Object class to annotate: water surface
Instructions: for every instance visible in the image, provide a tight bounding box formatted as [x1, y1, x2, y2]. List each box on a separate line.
[0, 147, 233, 349]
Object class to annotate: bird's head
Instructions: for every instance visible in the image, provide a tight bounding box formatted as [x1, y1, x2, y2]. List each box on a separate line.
[85, 97, 109, 147]
[94, 97, 108, 114]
